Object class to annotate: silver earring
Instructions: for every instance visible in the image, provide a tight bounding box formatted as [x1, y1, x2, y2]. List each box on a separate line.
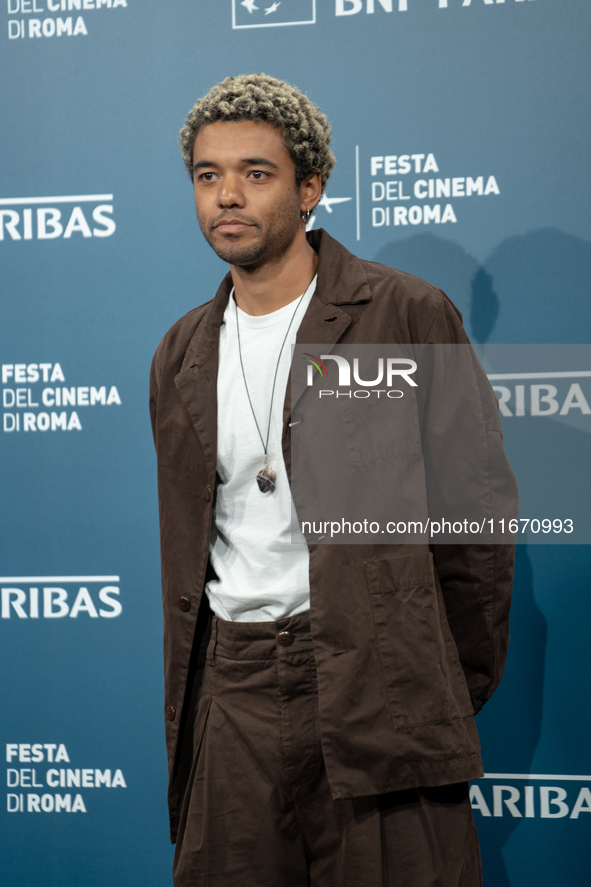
[301, 208, 312, 224]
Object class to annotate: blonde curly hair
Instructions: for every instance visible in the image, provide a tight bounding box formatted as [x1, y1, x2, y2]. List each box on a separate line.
[179, 73, 335, 194]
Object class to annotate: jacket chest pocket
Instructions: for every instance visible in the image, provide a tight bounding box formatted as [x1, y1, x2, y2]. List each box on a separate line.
[337, 391, 421, 465]
[365, 552, 473, 729]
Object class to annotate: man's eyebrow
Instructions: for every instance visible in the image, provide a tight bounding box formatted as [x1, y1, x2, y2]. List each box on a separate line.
[241, 157, 278, 169]
[193, 159, 216, 172]
[192, 157, 279, 172]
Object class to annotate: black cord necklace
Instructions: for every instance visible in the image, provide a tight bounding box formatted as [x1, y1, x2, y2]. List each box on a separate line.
[235, 286, 309, 494]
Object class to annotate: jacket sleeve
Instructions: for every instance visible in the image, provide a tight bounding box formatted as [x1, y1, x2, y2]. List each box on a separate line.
[432, 543, 514, 713]
[424, 294, 517, 713]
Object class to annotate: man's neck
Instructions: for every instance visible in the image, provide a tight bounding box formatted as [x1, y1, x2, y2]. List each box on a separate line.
[230, 231, 318, 317]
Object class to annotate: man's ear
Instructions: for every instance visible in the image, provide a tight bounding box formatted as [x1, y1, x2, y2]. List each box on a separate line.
[300, 170, 322, 215]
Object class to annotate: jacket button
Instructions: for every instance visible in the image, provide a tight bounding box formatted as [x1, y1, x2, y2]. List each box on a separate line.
[166, 706, 176, 722]
[178, 597, 191, 612]
[277, 630, 294, 647]
[205, 486, 211, 502]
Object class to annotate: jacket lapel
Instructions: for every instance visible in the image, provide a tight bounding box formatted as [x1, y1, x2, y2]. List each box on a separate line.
[173, 274, 232, 479]
[288, 299, 353, 421]
[285, 228, 373, 424]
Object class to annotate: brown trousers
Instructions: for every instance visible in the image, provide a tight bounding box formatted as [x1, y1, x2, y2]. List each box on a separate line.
[173, 611, 482, 887]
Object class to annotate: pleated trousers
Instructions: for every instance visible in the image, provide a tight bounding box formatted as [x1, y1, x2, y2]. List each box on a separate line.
[173, 610, 482, 887]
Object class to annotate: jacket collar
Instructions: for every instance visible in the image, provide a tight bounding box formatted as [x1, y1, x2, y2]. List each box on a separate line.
[307, 228, 372, 307]
[291, 230, 372, 414]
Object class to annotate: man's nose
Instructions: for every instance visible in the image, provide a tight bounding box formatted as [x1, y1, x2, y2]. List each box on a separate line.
[218, 175, 245, 207]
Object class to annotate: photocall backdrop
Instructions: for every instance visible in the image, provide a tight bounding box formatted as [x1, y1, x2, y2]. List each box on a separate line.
[1, 1, 590, 884]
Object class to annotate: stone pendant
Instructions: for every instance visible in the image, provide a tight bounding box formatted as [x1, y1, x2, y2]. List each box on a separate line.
[256, 466, 277, 494]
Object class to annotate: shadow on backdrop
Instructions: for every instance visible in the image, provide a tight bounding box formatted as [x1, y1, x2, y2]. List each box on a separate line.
[475, 547, 547, 887]
[470, 267, 499, 344]
[482, 228, 591, 344]
[373, 233, 482, 336]
[371, 233, 576, 884]
[372, 227, 591, 345]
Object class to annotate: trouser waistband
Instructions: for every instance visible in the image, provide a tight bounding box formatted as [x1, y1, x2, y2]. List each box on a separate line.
[207, 609, 313, 661]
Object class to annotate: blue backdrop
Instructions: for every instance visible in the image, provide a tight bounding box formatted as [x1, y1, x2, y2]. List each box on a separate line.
[1, 1, 590, 884]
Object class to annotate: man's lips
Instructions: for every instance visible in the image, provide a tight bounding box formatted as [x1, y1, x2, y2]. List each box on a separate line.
[213, 219, 255, 234]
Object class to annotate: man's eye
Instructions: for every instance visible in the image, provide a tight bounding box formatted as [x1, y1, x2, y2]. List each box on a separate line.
[199, 172, 216, 181]
[250, 171, 267, 180]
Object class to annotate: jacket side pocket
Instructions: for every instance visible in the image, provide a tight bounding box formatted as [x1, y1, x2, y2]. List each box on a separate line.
[365, 551, 474, 729]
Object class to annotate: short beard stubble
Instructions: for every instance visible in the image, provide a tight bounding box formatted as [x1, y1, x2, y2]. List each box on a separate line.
[198, 186, 302, 271]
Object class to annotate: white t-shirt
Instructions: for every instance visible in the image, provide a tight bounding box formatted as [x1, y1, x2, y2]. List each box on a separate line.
[205, 278, 317, 622]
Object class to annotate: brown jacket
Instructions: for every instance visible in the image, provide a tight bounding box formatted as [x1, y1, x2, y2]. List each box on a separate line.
[150, 229, 515, 842]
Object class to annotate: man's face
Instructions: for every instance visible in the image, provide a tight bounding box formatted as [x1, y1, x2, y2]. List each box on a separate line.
[192, 120, 304, 268]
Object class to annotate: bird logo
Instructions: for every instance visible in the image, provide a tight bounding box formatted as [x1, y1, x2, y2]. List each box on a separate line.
[233, 0, 316, 29]
[241, 0, 281, 12]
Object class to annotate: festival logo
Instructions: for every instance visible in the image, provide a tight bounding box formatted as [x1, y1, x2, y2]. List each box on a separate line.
[368, 151, 500, 231]
[307, 146, 500, 241]
[2, 361, 122, 434]
[6, 0, 129, 41]
[6, 741, 127, 814]
[232, 0, 315, 28]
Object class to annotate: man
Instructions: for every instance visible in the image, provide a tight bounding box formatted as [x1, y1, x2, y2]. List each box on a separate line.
[150, 73, 516, 886]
